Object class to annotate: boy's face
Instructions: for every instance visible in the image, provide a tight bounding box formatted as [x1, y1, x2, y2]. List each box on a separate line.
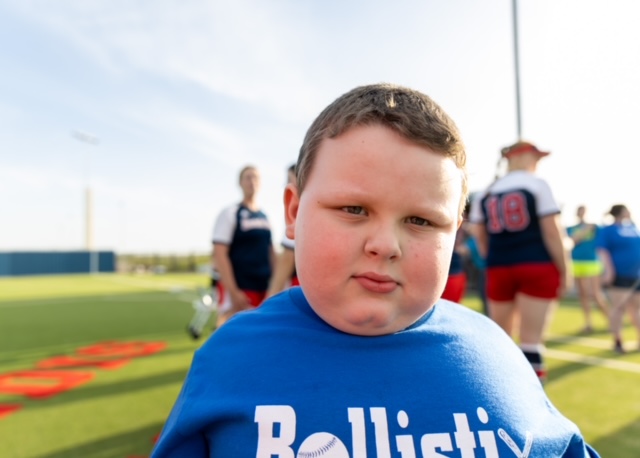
[285, 124, 463, 336]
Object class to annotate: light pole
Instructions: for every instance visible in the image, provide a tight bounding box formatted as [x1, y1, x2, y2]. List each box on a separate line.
[512, 0, 523, 139]
[72, 130, 100, 274]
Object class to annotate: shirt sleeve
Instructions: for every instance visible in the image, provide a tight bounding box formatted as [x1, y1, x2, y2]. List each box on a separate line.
[561, 433, 601, 457]
[150, 378, 209, 457]
[534, 178, 561, 217]
[595, 225, 609, 250]
[212, 205, 238, 245]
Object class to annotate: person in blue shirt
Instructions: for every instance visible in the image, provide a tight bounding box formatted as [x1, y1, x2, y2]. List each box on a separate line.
[597, 204, 640, 353]
[567, 205, 609, 334]
[151, 84, 599, 458]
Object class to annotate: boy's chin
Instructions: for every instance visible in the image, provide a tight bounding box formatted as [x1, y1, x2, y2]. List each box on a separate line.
[324, 313, 418, 337]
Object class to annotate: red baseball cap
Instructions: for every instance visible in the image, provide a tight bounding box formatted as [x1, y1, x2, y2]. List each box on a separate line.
[501, 141, 550, 158]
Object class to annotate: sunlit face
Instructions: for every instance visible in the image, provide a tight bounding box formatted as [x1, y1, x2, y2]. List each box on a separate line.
[620, 207, 631, 220]
[239, 167, 260, 199]
[284, 124, 463, 336]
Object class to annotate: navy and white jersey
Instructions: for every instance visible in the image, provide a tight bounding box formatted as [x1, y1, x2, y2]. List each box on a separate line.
[470, 171, 561, 268]
[152, 287, 599, 458]
[212, 204, 273, 291]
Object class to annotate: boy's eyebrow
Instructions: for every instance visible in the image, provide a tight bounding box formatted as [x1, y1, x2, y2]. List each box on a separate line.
[323, 188, 454, 215]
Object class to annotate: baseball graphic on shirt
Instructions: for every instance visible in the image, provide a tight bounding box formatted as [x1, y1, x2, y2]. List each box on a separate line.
[296, 432, 350, 458]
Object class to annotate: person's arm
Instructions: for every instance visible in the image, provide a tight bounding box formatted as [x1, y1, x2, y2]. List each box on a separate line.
[597, 247, 614, 286]
[567, 224, 595, 247]
[266, 247, 296, 298]
[540, 213, 573, 295]
[213, 243, 249, 311]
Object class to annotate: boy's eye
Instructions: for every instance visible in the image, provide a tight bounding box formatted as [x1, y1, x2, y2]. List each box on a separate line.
[342, 206, 366, 215]
[407, 216, 431, 227]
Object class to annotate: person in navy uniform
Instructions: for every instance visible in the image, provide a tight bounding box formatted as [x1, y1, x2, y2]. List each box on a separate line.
[469, 141, 572, 384]
[212, 165, 275, 328]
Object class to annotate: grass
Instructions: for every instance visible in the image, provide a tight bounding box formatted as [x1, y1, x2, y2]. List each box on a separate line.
[0, 273, 639, 457]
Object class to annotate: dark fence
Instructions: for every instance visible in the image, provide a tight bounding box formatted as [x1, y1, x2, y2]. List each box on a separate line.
[0, 251, 116, 276]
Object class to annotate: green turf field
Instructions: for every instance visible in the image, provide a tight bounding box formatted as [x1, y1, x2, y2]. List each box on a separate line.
[0, 274, 638, 457]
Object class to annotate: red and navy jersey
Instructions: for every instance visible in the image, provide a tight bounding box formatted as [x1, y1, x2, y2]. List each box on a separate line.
[213, 204, 273, 291]
[470, 171, 560, 268]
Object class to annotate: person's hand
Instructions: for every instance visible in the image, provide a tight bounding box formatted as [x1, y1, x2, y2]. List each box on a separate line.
[229, 289, 250, 312]
[559, 270, 573, 297]
[601, 269, 614, 287]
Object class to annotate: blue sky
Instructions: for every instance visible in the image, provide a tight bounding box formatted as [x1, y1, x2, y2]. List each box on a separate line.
[2, 0, 639, 254]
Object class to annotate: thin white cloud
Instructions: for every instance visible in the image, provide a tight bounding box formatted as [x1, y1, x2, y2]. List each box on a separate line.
[6, 0, 325, 122]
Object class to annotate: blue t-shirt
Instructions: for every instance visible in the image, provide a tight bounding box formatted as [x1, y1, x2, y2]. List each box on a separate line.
[152, 287, 599, 458]
[567, 223, 600, 262]
[596, 222, 640, 278]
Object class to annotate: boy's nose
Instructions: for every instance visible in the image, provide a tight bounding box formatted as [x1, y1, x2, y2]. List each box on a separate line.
[364, 223, 401, 260]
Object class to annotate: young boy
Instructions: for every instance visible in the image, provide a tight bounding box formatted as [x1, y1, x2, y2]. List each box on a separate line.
[151, 84, 599, 457]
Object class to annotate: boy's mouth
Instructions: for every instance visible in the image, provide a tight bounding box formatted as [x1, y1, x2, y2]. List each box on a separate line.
[353, 272, 398, 294]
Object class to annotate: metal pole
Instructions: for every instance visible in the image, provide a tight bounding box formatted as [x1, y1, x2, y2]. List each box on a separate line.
[72, 130, 100, 274]
[512, 0, 523, 140]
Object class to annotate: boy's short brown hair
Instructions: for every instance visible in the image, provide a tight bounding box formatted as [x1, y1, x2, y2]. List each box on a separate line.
[295, 83, 468, 211]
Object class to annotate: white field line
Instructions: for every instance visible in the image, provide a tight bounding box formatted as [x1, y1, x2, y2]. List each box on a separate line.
[545, 349, 640, 374]
[547, 334, 640, 374]
[101, 275, 192, 292]
[547, 335, 614, 350]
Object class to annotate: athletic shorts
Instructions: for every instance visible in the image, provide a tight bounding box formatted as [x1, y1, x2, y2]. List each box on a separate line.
[611, 276, 640, 291]
[217, 283, 266, 313]
[441, 272, 467, 304]
[572, 260, 603, 278]
[486, 263, 560, 301]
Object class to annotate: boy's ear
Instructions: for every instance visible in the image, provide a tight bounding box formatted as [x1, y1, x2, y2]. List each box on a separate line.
[283, 184, 299, 240]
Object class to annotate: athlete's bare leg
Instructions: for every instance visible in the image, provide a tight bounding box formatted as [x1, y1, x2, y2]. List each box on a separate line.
[488, 300, 517, 338]
[511, 293, 557, 383]
[589, 276, 610, 318]
[575, 277, 594, 332]
[607, 287, 632, 353]
[517, 293, 557, 346]
[627, 293, 640, 349]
